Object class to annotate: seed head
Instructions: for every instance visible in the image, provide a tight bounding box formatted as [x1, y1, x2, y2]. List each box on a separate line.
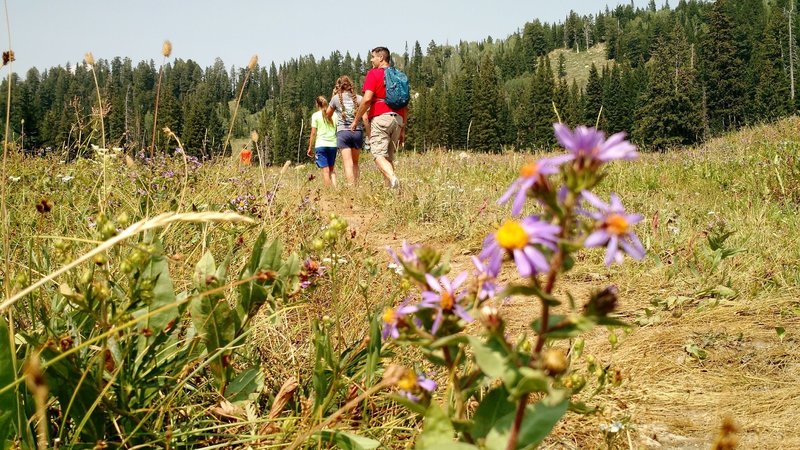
[248, 54, 258, 71]
[84, 52, 95, 66]
[250, 130, 259, 142]
[162, 40, 173, 58]
[2, 50, 15, 66]
[584, 285, 619, 317]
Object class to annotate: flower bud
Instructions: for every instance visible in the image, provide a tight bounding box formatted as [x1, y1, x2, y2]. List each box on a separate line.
[92, 253, 108, 266]
[323, 229, 337, 242]
[311, 238, 325, 251]
[479, 305, 502, 332]
[100, 221, 117, 240]
[542, 348, 568, 375]
[115, 212, 129, 227]
[80, 270, 93, 285]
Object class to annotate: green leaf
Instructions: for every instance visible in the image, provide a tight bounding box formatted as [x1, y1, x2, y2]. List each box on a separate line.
[532, 315, 596, 339]
[683, 343, 707, 361]
[471, 386, 515, 439]
[387, 393, 428, 415]
[508, 367, 549, 399]
[429, 334, 468, 349]
[485, 397, 569, 450]
[776, 326, 786, 341]
[466, 336, 515, 384]
[0, 410, 12, 449]
[224, 367, 264, 404]
[316, 430, 380, 450]
[140, 239, 178, 337]
[38, 345, 106, 441]
[190, 291, 237, 391]
[499, 284, 560, 306]
[595, 316, 630, 328]
[0, 321, 17, 445]
[568, 401, 596, 414]
[416, 403, 455, 449]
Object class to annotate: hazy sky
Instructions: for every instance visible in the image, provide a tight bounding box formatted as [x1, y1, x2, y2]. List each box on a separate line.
[5, 0, 666, 73]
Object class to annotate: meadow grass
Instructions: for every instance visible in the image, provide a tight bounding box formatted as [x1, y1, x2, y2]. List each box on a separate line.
[2, 117, 799, 448]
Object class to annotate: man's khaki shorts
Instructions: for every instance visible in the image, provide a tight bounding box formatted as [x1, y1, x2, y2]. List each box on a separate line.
[369, 113, 403, 162]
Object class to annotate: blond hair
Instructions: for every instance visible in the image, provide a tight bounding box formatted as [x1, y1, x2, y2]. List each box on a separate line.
[315, 95, 334, 126]
[334, 76, 360, 127]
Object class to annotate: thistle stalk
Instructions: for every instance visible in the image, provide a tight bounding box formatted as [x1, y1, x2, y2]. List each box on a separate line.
[1, 0, 23, 442]
[222, 55, 257, 159]
[150, 40, 172, 158]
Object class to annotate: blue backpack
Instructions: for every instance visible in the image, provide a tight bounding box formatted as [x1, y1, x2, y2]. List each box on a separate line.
[383, 66, 410, 109]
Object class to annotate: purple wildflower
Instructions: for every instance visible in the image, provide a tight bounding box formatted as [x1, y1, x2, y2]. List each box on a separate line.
[580, 191, 645, 266]
[471, 255, 500, 300]
[497, 155, 574, 216]
[381, 298, 420, 340]
[420, 272, 472, 334]
[480, 216, 560, 278]
[553, 124, 638, 167]
[387, 241, 420, 265]
[397, 370, 437, 402]
[300, 258, 326, 289]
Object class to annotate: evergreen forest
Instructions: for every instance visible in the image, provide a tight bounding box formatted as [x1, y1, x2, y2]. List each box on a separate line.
[2, 0, 798, 161]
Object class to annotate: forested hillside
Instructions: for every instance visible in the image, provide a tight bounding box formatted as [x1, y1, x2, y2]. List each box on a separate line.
[2, 0, 797, 160]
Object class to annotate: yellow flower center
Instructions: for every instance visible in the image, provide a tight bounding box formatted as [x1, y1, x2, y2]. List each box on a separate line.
[520, 162, 539, 178]
[382, 307, 397, 325]
[440, 291, 454, 311]
[606, 214, 629, 235]
[496, 220, 529, 250]
[397, 370, 417, 391]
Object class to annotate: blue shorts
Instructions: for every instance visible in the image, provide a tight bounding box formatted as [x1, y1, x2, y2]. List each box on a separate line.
[337, 130, 364, 149]
[315, 146, 337, 168]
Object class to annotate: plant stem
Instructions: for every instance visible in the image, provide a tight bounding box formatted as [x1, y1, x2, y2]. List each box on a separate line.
[508, 191, 575, 450]
[150, 57, 166, 159]
[443, 346, 466, 420]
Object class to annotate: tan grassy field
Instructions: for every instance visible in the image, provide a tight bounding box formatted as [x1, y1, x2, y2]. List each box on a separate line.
[549, 43, 612, 88]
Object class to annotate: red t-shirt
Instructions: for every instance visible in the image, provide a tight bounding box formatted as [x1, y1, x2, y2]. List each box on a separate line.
[363, 67, 407, 122]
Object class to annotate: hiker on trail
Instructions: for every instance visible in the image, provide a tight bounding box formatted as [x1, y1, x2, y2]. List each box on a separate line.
[239, 144, 252, 165]
[351, 46, 407, 189]
[327, 75, 370, 186]
[307, 96, 339, 187]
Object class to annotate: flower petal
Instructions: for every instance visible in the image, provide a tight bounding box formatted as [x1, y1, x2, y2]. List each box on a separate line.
[452, 271, 469, 290]
[584, 230, 610, 248]
[604, 235, 620, 266]
[425, 273, 442, 292]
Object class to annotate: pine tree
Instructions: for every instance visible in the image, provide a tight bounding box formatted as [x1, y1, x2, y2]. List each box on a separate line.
[699, 0, 747, 131]
[470, 54, 502, 152]
[584, 63, 605, 127]
[529, 56, 556, 148]
[634, 26, 702, 149]
[751, 7, 793, 121]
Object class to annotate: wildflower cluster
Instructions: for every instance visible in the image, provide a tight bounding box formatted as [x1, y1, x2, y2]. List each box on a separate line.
[380, 125, 645, 448]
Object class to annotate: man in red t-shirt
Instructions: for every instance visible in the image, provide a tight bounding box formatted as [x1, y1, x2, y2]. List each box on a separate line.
[351, 46, 407, 188]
